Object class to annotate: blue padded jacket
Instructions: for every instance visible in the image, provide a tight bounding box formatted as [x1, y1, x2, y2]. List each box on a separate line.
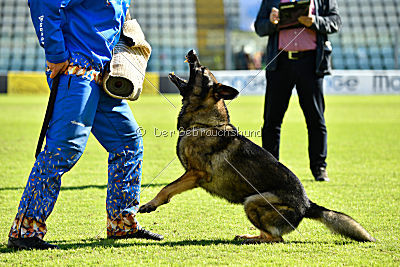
[29, 0, 130, 71]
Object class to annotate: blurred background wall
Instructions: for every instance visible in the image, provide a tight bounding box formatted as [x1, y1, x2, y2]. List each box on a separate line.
[0, 0, 399, 94]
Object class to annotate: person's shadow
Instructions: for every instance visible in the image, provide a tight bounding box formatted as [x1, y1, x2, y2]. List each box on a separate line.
[0, 238, 242, 253]
[0, 183, 167, 192]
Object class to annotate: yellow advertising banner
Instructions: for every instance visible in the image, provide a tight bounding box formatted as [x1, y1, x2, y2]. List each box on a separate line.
[142, 72, 160, 95]
[8, 72, 49, 94]
[7, 71, 159, 95]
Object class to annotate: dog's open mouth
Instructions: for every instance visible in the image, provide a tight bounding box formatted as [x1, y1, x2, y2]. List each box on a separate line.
[168, 72, 187, 89]
[169, 49, 200, 89]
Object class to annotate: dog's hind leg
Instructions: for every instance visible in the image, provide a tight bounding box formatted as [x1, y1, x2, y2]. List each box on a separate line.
[138, 170, 207, 213]
[236, 193, 301, 243]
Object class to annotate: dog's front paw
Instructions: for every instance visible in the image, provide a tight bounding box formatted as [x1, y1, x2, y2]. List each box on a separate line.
[138, 202, 157, 213]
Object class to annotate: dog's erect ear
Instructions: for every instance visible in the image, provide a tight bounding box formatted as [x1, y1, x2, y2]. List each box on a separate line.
[214, 83, 239, 100]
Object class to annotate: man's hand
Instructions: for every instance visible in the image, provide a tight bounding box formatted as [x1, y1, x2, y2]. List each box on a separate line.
[298, 15, 315, 27]
[270, 7, 279, 25]
[47, 60, 69, 79]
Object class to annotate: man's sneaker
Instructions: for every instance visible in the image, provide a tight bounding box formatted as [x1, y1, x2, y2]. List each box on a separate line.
[312, 167, 330, 182]
[8, 237, 59, 250]
[108, 228, 164, 241]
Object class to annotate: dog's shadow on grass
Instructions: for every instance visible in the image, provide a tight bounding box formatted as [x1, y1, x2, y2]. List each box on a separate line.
[58, 238, 244, 249]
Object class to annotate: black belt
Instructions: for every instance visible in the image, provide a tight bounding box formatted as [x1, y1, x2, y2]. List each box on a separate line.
[281, 50, 315, 60]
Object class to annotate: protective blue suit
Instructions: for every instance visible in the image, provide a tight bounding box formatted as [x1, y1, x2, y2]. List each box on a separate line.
[9, 0, 144, 239]
[29, 0, 129, 69]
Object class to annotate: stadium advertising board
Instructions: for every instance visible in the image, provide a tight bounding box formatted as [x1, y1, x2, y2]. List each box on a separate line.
[212, 70, 400, 95]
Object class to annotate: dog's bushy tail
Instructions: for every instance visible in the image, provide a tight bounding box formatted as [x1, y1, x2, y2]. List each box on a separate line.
[304, 201, 376, 242]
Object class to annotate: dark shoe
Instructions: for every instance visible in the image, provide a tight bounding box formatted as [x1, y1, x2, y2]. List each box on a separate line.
[8, 237, 59, 250]
[108, 228, 164, 241]
[312, 167, 330, 182]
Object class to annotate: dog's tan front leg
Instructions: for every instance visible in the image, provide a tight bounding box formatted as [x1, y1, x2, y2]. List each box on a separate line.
[138, 170, 206, 213]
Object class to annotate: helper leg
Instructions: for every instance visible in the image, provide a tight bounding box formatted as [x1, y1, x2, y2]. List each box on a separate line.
[9, 75, 100, 239]
[91, 89, 143, 237]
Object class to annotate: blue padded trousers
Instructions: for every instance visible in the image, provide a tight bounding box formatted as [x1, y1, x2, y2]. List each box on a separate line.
[9, 74, 143, 239]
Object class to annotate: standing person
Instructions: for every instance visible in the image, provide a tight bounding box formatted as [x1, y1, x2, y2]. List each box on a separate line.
[255, 0, 341, 181]
[8, 0, 163, 250]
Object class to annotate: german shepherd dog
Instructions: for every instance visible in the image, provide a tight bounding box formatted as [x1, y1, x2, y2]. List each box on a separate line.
[138, 50, 375, 243]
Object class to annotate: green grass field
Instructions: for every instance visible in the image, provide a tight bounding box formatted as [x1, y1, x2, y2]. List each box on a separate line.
[0, 94, 399, 265]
